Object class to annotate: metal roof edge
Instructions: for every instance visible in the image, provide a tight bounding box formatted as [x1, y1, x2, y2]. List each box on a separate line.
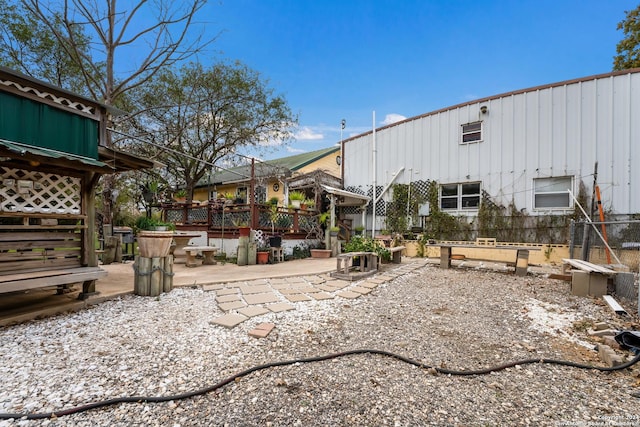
[341, 67, 640, 145]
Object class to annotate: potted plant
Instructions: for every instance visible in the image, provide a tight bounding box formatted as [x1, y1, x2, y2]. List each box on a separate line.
[330, 226, 340, 237]
[318, 211, 330, 230]
[343, 236, 391, 266]
[134, 215, 176, 258]
[173, 189, 187, 203]
[232, 217, 251, 237]
[268, 204, 282, 247]
[354, 225, 365, 236]
[310, 242, 331, 258]
[223, 192, 235, 205]
[256, 246, 270, 264]
[304, 199, 316, 211]
[289, 191, 305, 209]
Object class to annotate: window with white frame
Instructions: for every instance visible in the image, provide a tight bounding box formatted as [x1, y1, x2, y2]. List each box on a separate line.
[440, 182, 481, 211]
[461, 121, 482, 144]
[534, 176, 573, 209]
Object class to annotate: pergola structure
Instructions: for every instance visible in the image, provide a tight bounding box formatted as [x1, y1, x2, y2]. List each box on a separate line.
[0, 66, 155, 297]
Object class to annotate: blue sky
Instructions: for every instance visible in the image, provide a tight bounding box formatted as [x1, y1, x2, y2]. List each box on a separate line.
[198, 0, 633, 160]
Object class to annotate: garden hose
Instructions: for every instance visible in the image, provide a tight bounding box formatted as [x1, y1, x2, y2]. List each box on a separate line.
[1, 348, 639, 420]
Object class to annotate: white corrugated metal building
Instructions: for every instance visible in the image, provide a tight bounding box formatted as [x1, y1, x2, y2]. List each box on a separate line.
[341, 69, 640, 232]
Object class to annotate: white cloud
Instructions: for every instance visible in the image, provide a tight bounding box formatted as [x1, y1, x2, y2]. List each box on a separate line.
[294, 126, 324, 140]
[286, 146, 306, 153]
[381, 113, 407, 126]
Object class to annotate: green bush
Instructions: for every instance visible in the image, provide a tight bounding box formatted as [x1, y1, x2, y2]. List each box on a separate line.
[134, 215, 176, 232]
[343, 236, 390, 262]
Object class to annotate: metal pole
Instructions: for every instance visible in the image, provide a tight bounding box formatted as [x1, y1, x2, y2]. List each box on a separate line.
[407, 168, 412, 228]
[372, 111, 377, 237]
[568, 190, 622, 265]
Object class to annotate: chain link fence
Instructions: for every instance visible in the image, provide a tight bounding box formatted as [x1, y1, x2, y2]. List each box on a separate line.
[569, 219, 640, 271]
[568, 219, 640, 306]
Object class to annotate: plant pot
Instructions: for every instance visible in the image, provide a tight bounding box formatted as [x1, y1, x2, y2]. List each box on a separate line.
[310, 249, 331, 258]
[238, 226, 251, 237]
[291, 200, 301, 209]
[269, 236, 282, 247]
[257, 251, 269, 264]
[137, 231, 174, 258]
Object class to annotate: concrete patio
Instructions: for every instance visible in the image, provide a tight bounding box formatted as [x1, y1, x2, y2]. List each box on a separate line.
[0, 257, 337, 326]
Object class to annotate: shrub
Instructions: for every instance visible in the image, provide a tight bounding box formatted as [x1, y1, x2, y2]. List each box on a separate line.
[343, 236, 390, 262]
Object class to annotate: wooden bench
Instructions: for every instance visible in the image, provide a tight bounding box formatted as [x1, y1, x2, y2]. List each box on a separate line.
[434, 243, 538, 277]
[0, 267, 107, 295]
[561, 258, 617, 275]
[387, 246, 405, 264]
[561, 258, 617, 297]
[331, 251, 378, 281]
[0, 214, 106, 299]
[183, 246, 218, 267]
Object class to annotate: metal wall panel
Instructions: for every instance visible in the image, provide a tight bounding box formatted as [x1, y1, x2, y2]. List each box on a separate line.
[343, 70, 640, 216]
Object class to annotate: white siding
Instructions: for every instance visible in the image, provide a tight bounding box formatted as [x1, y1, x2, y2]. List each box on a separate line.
[344, 70, 640, 216]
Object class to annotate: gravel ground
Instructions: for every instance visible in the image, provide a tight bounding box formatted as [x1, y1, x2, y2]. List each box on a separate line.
[1, 262, 640, 426]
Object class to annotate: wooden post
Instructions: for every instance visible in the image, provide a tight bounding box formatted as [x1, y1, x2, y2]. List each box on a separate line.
[114, 234, 123, 263]
[133, 255, 139, 294]
[135, 256, 151, 296]
[150, 257, 162, 296]
[163, 255, 174, 293]
[102, 236, 120, 265]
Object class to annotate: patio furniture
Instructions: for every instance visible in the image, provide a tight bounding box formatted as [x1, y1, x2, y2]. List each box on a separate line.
[183, 246, 218, 267]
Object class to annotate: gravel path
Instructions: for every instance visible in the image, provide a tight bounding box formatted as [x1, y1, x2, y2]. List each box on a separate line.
[1, 262, 640, 426]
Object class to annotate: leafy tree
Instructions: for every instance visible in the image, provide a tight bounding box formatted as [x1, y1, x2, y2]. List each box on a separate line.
[614, 5, 640, 70]
[18, 0, 211, 224]
[0, 0, 90, 93]
[129, 61, 298, 202]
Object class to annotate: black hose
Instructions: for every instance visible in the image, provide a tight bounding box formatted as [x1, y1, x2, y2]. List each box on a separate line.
[2, 348, 639, 420]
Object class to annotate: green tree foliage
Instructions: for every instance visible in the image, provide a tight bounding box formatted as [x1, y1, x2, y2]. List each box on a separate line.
[614, 5, 640, 70]
[13, 0, 211, 224]
[130, 61, 297, 201]
[0, 0, 90, 93]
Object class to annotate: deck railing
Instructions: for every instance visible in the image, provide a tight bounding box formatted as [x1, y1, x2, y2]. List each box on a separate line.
[162, 201, 322, 239]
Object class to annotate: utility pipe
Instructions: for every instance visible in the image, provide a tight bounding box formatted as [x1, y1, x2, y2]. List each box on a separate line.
[568, 190, 621, 265]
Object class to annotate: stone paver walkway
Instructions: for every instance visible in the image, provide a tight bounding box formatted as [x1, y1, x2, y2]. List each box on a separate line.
[209, 259, 430, 330]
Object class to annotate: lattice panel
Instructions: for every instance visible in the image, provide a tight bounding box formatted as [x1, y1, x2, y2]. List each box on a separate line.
[412, 180, 433, 199]
[0, 167, 81, 214]
[187, 206, 208, 223]
[0, 77, 97, 117]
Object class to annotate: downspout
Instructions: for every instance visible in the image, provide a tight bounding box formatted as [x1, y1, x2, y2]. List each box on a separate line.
[361, 201, 368, 235]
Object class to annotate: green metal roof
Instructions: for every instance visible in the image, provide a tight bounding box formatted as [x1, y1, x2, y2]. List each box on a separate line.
[263, 146, 339, 171]
[205, 146, 340, 185]
[0, 138, 113, 172]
